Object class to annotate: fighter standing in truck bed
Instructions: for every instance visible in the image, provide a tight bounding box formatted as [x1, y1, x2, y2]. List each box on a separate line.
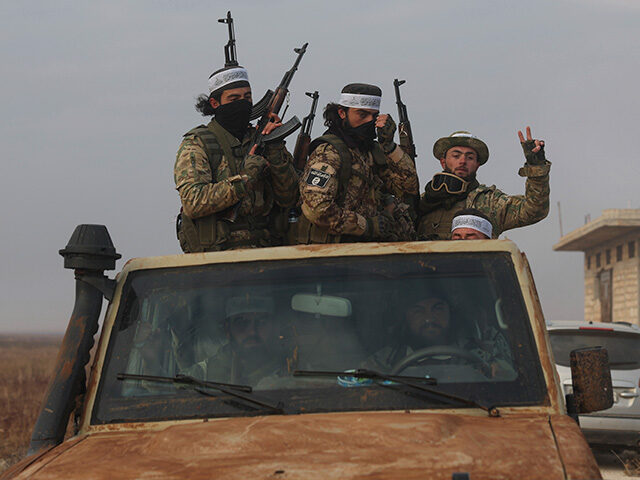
[418, 127, 551, 240]
[174, 13, 298, 252]
[293, 83, 419, 244]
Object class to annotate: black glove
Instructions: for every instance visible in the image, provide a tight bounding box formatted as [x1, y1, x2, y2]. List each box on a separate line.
[376, 115, 397, 154]
[521, 140, 547, 166]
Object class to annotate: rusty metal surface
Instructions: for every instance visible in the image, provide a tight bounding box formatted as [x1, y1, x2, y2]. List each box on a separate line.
[570, 347, 614, 413]
[549, 414, 602, 479]
[515, 252, 565, 412]
[14, 411, 576, 480]
[117, 240, 523, 273]
[2, 436, 86, 480]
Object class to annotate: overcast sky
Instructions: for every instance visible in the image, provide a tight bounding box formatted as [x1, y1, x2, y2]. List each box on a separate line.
[1, 0, 639, 333]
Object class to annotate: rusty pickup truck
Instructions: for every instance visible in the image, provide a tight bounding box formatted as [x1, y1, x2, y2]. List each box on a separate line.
[3, 225, 613, 479]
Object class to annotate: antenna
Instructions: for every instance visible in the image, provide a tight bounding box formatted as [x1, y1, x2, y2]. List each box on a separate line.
[557, 201, 564, 237]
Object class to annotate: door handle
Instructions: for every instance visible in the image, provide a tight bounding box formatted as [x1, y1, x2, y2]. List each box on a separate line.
[619, 392, 639, 398]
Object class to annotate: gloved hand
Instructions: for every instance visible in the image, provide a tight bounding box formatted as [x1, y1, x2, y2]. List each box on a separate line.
[240, 154, 268, 190]
[518, 126, 547, 166]
[365, 211, 399, 241]
[375, 114, 397, 153]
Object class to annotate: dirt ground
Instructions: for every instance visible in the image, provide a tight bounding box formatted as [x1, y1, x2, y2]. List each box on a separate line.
[0, 333, 638, 477]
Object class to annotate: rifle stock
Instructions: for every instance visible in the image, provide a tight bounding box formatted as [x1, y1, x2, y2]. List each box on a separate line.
[292, 90, 319, 171]
[293, 134, 311, 171]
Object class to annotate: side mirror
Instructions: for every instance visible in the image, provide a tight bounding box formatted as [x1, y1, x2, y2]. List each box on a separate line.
[568, 347, 613, 415]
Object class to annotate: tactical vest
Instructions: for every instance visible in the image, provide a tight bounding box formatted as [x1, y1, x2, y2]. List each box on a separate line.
[294, 134, 388, 244]
[177, 121, 270, 253]
[417, 185, 496, 240]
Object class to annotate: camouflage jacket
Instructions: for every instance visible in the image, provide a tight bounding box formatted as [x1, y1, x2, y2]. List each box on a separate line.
[174, 120, 298, 220]
[417, 162, 551, 240]
[299, 142, 419, 238]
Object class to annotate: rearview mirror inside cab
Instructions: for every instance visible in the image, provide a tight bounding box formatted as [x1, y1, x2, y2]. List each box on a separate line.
[291, 294, 352, 318]
[568, 347, 613, 415]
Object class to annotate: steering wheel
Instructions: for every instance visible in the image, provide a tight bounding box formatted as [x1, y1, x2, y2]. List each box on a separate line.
[391, 345, 491, 376]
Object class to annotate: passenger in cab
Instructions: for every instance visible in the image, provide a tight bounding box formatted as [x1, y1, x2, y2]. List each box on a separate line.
[185, 295, 286, 385]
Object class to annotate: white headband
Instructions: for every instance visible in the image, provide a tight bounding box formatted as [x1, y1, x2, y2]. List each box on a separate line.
[338, 93, 381, 110]
[451, 215, 492, 238]
[208, 67, 250, 93]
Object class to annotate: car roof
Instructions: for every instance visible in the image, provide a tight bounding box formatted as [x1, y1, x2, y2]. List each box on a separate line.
[117, 239, 522, 275]
[546, 320, 640, 334]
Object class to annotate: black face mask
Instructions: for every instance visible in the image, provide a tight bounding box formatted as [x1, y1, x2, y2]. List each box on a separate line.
[215, 99, 252, 140]
[342, 118, 376, 151]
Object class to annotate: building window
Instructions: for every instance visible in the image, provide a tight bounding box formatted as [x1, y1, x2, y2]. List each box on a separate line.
[606, 249, 611, 264]
[617, 245, 623, 262]
[630, 241, 636, 259]
[587, 256, 591, 269]
[596, 253, 601, 268]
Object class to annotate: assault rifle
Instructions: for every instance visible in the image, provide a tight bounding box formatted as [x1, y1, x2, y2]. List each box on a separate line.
[293, 91, 319, 171]
[393, 79, 416, 160]
[217, 11, 273, 120]
[220, 43, 308, 222]
[250, 42, 308, 151]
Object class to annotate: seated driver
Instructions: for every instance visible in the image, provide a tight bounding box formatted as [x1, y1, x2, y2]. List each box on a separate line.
[365, 294, 513, 378]
[183, 295, 285, 385]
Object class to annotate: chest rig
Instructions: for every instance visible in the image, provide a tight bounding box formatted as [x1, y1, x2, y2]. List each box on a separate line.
[294, 134, 388, 244]
[177, 121, 271, 252]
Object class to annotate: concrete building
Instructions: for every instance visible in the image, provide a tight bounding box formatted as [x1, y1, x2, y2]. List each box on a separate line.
[553, 209, 640, 325]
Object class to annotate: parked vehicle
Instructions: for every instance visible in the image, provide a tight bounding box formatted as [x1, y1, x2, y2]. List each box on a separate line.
[2, 225, 613, 479]
[548, 320, 640, 450]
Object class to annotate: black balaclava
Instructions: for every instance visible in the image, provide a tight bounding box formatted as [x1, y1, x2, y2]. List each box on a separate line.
[208, 66, 252, 140]
[215, 99, 252, 140]
[332, 83, 382, 152]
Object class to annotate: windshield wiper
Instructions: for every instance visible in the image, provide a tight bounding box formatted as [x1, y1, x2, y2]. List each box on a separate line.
[117, 373, 284, 413]
[294, 369, 437, 386]
[294, 369, 499, 417]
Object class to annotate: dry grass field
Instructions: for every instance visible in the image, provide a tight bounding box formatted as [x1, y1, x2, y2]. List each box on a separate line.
[0, 334, 61, 472]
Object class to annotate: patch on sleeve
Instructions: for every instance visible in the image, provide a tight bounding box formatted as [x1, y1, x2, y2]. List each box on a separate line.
[305, 168, 331, 188]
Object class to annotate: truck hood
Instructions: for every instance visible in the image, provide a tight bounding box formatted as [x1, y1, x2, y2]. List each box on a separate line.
[17, 411, 599, 480]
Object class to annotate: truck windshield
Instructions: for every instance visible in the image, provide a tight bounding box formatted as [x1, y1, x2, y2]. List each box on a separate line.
[94, 252, 546, 424]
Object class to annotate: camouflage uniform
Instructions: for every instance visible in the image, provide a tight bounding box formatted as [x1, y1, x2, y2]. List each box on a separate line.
[174, 119, 298, 251]
[417, 162, 551, 240]
[294, 139, 419, 243]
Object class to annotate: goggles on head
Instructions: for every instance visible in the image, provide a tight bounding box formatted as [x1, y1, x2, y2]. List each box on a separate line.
[431, 172, 470, 194]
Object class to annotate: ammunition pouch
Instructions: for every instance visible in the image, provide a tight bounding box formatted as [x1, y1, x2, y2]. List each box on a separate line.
[177, 212, 272, 252]
[291, 214, 360, 245]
